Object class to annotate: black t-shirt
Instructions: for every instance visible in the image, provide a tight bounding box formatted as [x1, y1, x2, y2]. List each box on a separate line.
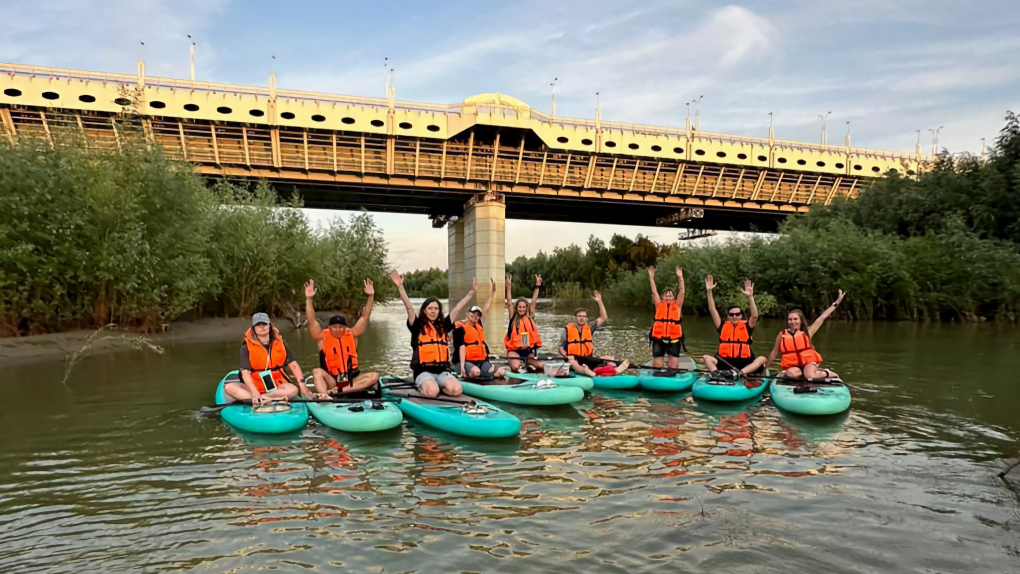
[239, 338, 296, 371]
[716, 320, 755, 357]
[408, 315, 454, 376]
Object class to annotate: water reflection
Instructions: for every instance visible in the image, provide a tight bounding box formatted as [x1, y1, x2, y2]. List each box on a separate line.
[0, 301, 1018, 573]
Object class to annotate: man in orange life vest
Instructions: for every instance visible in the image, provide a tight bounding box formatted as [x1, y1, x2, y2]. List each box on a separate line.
[226, 313, 315, 404]
[558, 290, 630, 376]
[647, 265, 686, 370]
[702, 275, 768, 376]
[452, 278, 508, 379]
[304, 278, 381, 398]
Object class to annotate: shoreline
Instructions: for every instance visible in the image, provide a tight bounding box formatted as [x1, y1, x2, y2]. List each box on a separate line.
[0, 315, 319, 366]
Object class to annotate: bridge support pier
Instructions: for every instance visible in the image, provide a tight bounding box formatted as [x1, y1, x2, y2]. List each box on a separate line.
[448, 192, 505, 320]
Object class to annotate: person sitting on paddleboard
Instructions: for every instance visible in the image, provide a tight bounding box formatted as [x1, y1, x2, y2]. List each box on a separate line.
[390, 271, 477, 399]
[504, 273, 544, 372]
[227, 313, 315, 405]
[452, 279, 508, 380]
[558, 290, 630, 377]
[766, 290, 846, 381]
[304, 278, 381, 399]
[702, 275, 768, 377]
[648, 265, 685, 370]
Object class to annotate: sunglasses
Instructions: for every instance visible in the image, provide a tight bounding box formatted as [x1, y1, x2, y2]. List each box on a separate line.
[728, 312, 743, 317]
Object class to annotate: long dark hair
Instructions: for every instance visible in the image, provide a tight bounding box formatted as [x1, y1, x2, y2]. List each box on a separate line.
[419, 297, 447, 335]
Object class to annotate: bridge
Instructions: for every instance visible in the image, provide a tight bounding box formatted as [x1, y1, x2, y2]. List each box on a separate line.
[1, 61, 924, 307]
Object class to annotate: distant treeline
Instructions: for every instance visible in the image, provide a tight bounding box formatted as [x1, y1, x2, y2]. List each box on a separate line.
[403, 267, 449, 298]
[406, 112, 1020, 322]
[0, 135, 393, 336]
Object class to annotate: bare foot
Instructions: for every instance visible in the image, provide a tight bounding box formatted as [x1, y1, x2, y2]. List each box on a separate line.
[615, 360, 630, 375]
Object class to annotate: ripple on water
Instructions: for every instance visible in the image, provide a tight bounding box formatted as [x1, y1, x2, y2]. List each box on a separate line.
[2, 306, 1019, 573]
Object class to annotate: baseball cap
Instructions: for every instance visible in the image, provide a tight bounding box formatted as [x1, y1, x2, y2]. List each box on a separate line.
[252, 312, 270, 326]
[328, 315, 348, 326]
[468, 305, 483, 315]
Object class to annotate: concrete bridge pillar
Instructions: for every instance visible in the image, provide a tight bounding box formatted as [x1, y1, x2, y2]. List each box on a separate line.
[448, 192, 506, 324]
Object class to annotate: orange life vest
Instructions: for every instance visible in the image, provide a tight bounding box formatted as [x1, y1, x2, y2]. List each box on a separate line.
[718, 321, 752, 359]
[779, 329, 823, 369]
[651, 301, 683, 341]
[505, 315, 542, 350]
[417, 321, 450, 366]
[455, 320, 488, 362]
[243, 327, 289, 393]
[322, 328, 358, 378]
[565, 322, 593, 357]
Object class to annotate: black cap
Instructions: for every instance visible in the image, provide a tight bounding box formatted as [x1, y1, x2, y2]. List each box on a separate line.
[328, 315, 348, 326]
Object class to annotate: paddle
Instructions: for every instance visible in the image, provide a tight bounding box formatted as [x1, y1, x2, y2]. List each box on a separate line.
[771, 374, 878, 393]
[380, 380, 484, 406]
[199, 397, 401, 414]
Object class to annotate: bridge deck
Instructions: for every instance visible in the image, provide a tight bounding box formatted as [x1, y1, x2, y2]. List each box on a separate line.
[0, 62, 924, 230]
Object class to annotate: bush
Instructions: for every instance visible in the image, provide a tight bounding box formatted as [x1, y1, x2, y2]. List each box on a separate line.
[0, 136, 393, 336]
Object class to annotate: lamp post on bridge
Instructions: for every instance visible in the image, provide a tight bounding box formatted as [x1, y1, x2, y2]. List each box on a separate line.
[694, 95, 703, 131]
[819, 111, 831, 145]
[550, 78, 558, 118]
[187, 36, 195, 81]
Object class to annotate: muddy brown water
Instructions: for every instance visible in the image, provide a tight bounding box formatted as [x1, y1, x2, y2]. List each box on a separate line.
[2, 301, 1018, 573]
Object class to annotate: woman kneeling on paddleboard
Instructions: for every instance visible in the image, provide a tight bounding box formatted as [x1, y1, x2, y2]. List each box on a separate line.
[767, 290, 846, 381]
[452, 278, 508, 380]
[504, 273, 545, 373]
[227, 313, 316, 405]
[391, 271, 477, 398]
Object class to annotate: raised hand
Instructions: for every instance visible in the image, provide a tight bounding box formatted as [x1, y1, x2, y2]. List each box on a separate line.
[471, 277, 478, 291]
[389, 270, 403, 286]
[835, 289, 846, 305]
[647, 266, 656, 277]
[304, 280, 316, 299]
[675, 266, 683, 278]
[705, 274, 716, 291]
[535, 274, 542, 287]
[742, 280, 754, 297]
[364, 279, 374, 295]
[490, 278, 497, 293]
[592, 289, 602, 303]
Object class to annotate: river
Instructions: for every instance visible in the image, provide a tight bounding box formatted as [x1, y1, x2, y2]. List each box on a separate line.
[2, 301, 1018, 573]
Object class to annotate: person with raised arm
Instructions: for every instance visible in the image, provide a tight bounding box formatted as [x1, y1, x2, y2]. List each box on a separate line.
[304, 278, 381, 399]
[452, 278, 508, 380]
[226, 313, 314, 405]
[559, 290, 630, 377]
[504, 273, 544, 372]
[390, 270, 477, 398]
[702, 276, 768, 376]
[647, 265, 685, 370]
[767, 290, 847, 381]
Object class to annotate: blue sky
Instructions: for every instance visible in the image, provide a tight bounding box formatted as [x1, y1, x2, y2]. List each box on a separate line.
[6, 0, 1019, 270]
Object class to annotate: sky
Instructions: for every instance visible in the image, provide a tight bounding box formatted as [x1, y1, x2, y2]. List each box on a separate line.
[5, 0, 1019, 270]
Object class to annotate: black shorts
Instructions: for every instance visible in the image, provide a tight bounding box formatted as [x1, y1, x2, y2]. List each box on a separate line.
[509, 348, 537, 361]
[651, 339, 683, 358]
[573, 355, 609, 369]
[714, 355, 763, 374]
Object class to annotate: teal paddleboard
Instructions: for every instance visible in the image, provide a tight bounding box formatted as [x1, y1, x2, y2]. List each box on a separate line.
[575, 370, 640, 390]
[638, 369, 699, 392]
[460, 379, 584, 406]
[382, 377, 521, 438]
[215, 371, 309, 434]
[770, 379, 851, 415]
[307, 400, 403, 432]
[691, 370, 772, 403]
[302, 378, 403, 432]
[505, 371, 594, 391]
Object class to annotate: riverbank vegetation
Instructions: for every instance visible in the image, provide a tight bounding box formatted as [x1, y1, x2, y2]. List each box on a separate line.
[507, 113, 1020, 321]
[0, 137, 393, 336]
[402, 268, 449, 298]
